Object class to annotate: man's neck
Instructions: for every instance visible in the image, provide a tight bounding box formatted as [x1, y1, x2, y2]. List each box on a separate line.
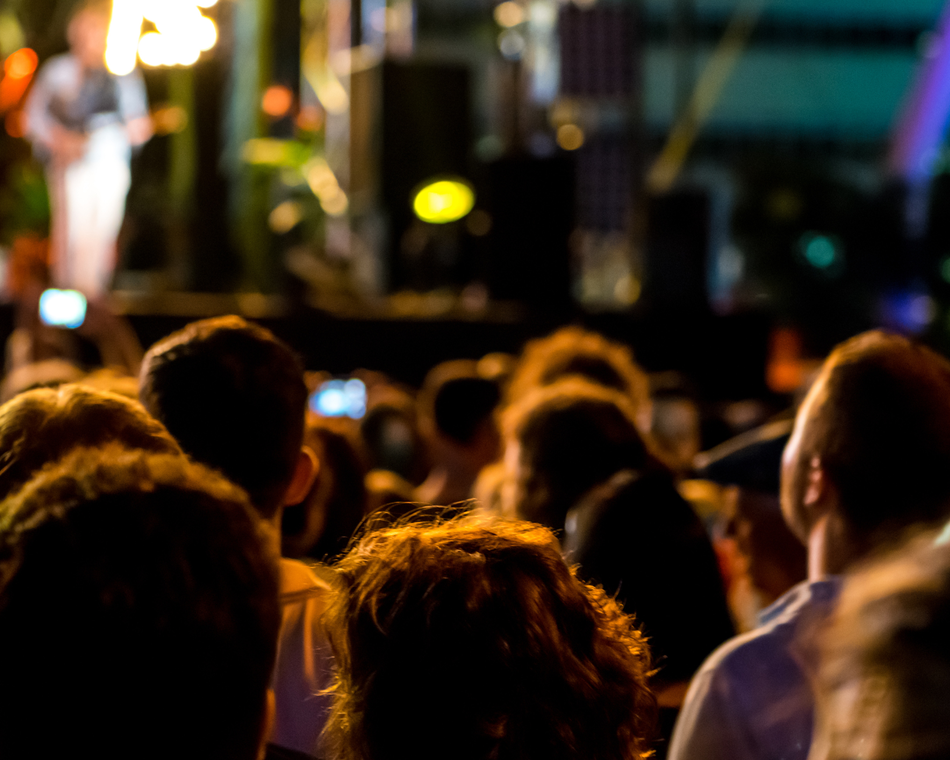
[807, 510, 859, 581]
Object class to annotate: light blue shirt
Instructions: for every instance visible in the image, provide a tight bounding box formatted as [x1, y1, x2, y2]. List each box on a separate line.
[668, 578, 842, 760]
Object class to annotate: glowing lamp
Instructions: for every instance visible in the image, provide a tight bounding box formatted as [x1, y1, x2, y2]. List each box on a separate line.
[412, 178, 475, 224]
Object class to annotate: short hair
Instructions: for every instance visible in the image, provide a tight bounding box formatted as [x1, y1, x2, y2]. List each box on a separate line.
[420, 360, 501, 444]
[0, 384, 180, 500]
[139, 316, 308, 518]
[323, 515, 656, 760]
[814, 531, 950, 760]
[503, 378, 652, 528]
[506, 327, 650, 423]
[799, 331, 950, 541]
[0, 445, 281, 760]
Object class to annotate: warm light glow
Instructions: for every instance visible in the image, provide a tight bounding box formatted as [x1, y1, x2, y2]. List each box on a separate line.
[151, 104, 188, 134]
[4, 109, 24, 137]
[108, 0, 219, 70]
[494, 2, 525, 28]
[262, 85, 294, 118]
[556, 123, 584, 150]
[4, 48, 36, 79]
[106, 0, 145, 75]
[269, 200, 304, 233]
[412, 179, 476, 224]
[320, 188, 349, 216]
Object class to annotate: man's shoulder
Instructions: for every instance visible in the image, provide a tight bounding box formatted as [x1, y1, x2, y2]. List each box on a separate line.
[279, 557, 332, 605]
[36, 54, 78, 82]
[698, 579, 840, 682]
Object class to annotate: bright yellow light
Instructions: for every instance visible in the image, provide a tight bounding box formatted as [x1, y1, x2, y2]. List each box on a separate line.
[197, 15, 217, 51]
[106, 0, 145, 75]
[137, 32, 165, 67]
[556, 123, 584, 151]
[494, 2, 525, 28]
[133, 0, 218, 68]
[412, 179, 476, 224]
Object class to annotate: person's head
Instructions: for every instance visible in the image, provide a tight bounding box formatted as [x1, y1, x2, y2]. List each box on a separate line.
[67, 0, 111, 69]
[0, 383, 180, 500]
[811, 531, 950, 760]
[139, 316, 312, 519]
[324, 515, 656, 760]
[282, 416, 369, 562]
[780, 331, 950, 557]
[0, 445, 281, 760]
[502, 378, 652, 528]
[506, 327, 651, 433]
[419, 360, 501, 470]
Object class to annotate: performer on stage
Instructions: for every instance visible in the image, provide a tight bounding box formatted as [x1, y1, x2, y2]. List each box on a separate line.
[25, 0, 152, 297]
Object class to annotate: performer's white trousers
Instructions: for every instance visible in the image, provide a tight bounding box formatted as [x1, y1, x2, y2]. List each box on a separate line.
[47, 125, 131, 297]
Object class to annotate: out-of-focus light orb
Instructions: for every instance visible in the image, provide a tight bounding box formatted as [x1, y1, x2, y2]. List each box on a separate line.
[412, 179, 476, 224]
[151, 104, 188, 134]
[106, 0, 145, 75]
[4, 108, 24, 137]
[269, 200, 304, 234]
[262, 85, 294, 118]
[4, 48, 36, 78]
[320, 188, 349, 217]
[939, 255, 950, 284]
[556, 123, 584, 150]
[197, 15, 217, 51]
[137, 32, 165, 67]
[498, 29, 525, 60]
[494, 2, 525, 28]
[802, 234, 838, 270]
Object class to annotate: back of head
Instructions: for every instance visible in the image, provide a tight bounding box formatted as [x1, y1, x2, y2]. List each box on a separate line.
[0, 383, 180, 500]
[325, 515, 656, 760]
[503, 378, 652, 527]
[139, 316, 307, 517]
[506, 327, 650, 430]
[799, 331, 950, 542]
[0, 446, 281, 760]
[420, 360, 501, 446]
[814, 531, 950, 760]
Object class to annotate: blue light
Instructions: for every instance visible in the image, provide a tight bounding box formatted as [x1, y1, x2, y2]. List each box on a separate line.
[309, 378, 366, 419]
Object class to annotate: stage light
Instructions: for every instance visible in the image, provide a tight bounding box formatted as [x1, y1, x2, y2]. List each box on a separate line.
[269, 200, 304, 234]
[137, 32, 165, 67]
[262, 85, 294, 118]
[4, 48, 36, 79]
[320, 188, 349, 216]
[498, 29, 525, 60]
[556, 123, 584, 150]
[799, 233, 842, 272]
[412, 179, 475, 224]
[106, 0, 145, 75]
[494, 2, 525, 28]
[39, 289, 87, 329]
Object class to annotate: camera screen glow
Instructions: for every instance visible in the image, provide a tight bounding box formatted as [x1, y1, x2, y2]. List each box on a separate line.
[39, 289, 87, 329]
[310, 378, 366, 419]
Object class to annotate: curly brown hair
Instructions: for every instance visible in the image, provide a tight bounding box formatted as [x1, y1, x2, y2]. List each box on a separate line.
[323, 515, 657, 760]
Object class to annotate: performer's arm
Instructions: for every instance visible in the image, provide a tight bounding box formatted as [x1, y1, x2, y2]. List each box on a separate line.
[24, 58, 87, 164]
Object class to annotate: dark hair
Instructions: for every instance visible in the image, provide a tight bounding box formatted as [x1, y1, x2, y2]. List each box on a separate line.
[506, 327, 650, 425]
[420, 360, 501, 445]
[324, 515, 656, 760]
[814, 531, 950, 760]
[282, 416, 369, 561]
[503, 379, 652, 528]
[0, 446, 281, 760]
[801, 331, 950, 541]
[139, 316, 308, 518]
[0, 384, 180, 500]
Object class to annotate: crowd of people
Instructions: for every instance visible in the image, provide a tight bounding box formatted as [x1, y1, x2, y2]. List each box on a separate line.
[2, 313, 950, 760]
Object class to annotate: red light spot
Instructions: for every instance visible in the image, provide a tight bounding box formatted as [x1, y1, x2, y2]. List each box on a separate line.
[262, 85, 294, 118]
[4, 48, 37, 79]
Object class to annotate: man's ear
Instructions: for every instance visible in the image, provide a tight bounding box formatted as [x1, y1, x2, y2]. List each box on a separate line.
[283, 445, 319, 507]
[803, 456, 828, 512]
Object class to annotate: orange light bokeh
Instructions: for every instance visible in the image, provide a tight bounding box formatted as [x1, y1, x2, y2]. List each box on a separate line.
[4, 48, 38, 80]
[262, 85, 294, 118]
